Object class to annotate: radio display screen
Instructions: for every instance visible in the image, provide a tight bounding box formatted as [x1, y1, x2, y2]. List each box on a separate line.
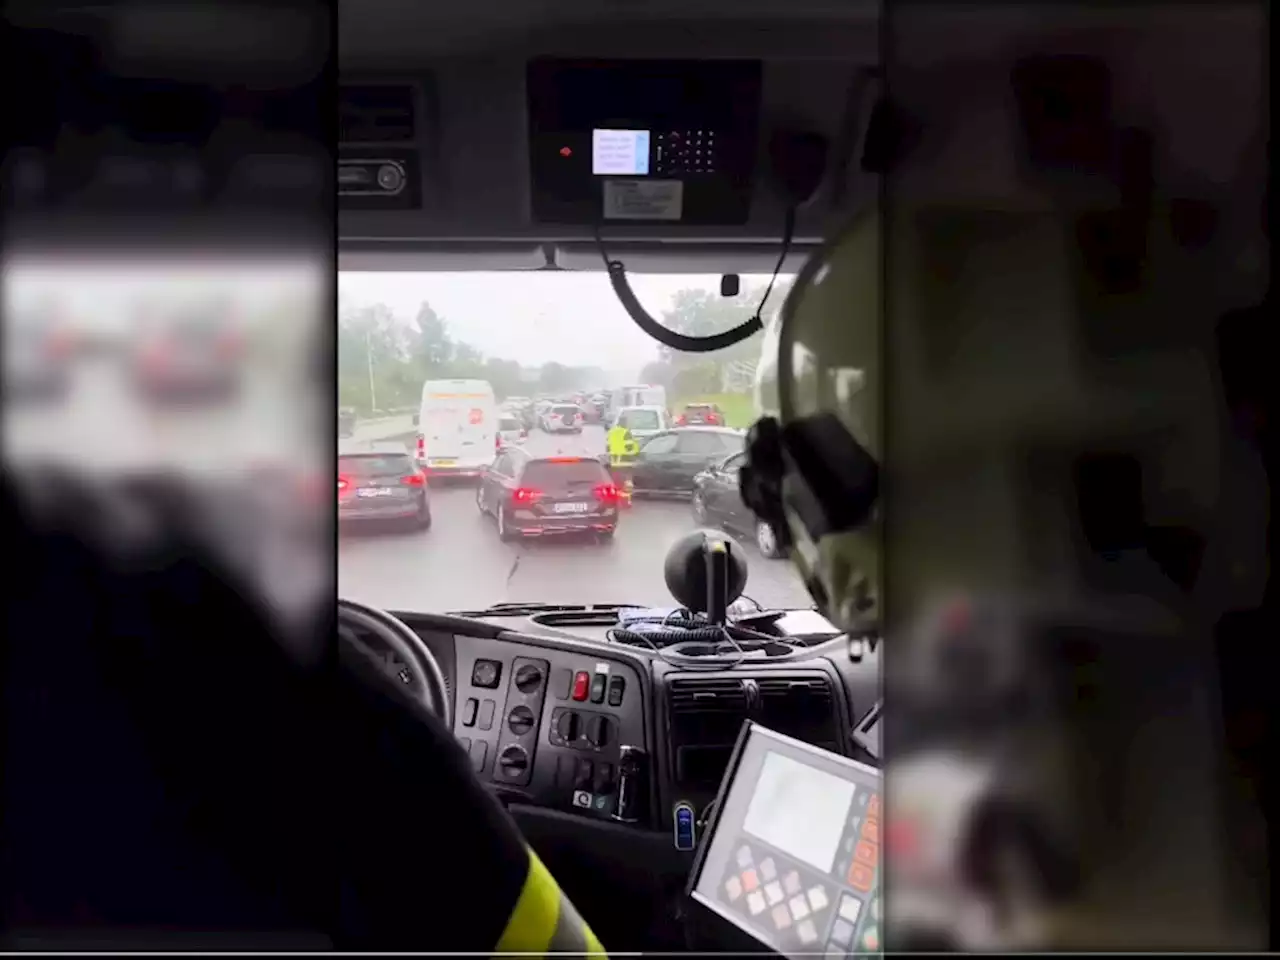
[592, 129, 651, 176]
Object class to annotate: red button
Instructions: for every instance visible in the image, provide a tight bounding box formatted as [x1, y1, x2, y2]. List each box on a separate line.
[571, 671, 590, 701]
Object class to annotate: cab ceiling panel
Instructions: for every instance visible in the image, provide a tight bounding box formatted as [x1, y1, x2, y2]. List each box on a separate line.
[338, 2, 880, 251]
[337, 56, 877, 247]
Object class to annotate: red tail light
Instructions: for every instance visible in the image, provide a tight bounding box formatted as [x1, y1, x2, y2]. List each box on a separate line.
[512, 487, 542, 504]
[337, 475, 351, 494]
[216, 329, 242, 359]
[46, 329, 77, 360]
[676, 415, 687, 425]
[401, 472, 426, 487]
[496, 433, 502, 450]
[706, 414, 720, 424]
[416, 434, 425, 457]
[594, 483, 619, 503]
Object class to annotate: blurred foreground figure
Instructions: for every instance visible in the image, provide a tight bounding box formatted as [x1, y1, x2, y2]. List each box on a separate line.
[738, 5, 1268, 951]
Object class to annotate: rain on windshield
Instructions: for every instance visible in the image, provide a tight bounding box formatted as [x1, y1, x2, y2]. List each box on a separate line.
[337, 270, 810, 612]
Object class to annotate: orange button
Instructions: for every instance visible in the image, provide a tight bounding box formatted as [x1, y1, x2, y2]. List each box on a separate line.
[847, 861, 875, 892]
[860, 819, 880, 844]
[855, 840, 879, 866]
[741, 869, 759, 892]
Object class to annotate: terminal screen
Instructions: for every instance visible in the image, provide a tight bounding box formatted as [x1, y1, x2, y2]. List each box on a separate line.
[742, 752, 856, 874]
[690, 723, 882, 958]
[592, 129, 651, 175]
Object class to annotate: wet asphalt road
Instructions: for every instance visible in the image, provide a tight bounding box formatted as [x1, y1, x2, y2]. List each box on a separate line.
[337, 423, 811, 613]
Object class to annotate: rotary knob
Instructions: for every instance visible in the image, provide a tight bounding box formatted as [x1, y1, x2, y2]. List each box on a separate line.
[498, 745, 530, 778]
[556, 710, 581, 742]
[514, 663, 544, 693]
[376, 163, 404, 192]
[507, 705, 536, 736]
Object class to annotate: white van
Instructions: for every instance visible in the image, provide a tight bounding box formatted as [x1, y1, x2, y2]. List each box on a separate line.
[415, 379, 498, 479]
[609, 384, 667, 423]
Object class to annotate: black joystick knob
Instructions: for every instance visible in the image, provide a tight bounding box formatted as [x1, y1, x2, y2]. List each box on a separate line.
[507, 705, 535, 735]
[663, 529, 749, 623]
[498, 745, 529, 777]
[514, 664, 543, 693]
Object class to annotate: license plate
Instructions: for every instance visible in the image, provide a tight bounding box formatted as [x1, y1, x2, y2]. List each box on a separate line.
[358, 487, 395, 498]
[553, 502, 589, 514]
[430, 459, 457, 467]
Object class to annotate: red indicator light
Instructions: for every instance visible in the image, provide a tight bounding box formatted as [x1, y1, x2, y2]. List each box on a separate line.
[559, 146, 572, 157]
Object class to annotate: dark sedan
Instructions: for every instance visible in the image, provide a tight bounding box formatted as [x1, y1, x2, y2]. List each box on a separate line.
[476, 450, 619, 541]
[338, 442, 431, 532]
[691, 450, 786, 559]
[629, 426, 745, 498]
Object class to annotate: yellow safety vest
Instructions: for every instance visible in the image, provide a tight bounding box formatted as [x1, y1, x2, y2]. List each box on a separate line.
[606, 427, 638, 467]
[495, 848, 607, 957]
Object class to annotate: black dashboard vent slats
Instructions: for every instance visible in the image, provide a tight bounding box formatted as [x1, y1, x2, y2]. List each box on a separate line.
[757, 677, 840, 751]
[339, 85, 416, 143]
[667, 679, 750, 789]
[669, 678, 749, 713]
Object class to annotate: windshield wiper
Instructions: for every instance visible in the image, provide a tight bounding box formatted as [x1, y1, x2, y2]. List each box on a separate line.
[450, 601, 641, 618]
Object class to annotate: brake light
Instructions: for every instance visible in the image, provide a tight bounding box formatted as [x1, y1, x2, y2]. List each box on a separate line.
[46, 329, 76, 360]
[337, 475, 351, 493]
[512, 487, 542, 504]
[594, 483, 619, 503]
[416, 433, 425, 458]
[546, 456, 581, 463]
[706, 414, 720, 424]
[496, 433, 502, 450]
[676, 415, 687, 425]
[216, 329, 242, 359]
[401, 472, 426, 487]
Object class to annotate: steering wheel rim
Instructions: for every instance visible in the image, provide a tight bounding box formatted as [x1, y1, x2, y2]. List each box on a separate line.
[337, 598, 451, 725]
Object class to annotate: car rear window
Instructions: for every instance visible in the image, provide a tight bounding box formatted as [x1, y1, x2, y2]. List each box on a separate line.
[552, 405, 580, 417]
[339, 454, 412, 477]
[686, 404, 715, 413]
[619, 409, 660, 430]
[499, 417, 522, 430]
[521, 458, 609, 492]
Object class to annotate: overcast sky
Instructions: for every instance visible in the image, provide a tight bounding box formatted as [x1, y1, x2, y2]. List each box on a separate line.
[338, 271, 779, 378]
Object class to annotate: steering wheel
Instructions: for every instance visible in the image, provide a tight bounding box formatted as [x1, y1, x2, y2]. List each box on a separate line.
[337, 598, 452, 725]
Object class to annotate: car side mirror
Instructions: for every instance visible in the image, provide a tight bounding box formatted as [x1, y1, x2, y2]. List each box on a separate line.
[411, 413, 419, 427]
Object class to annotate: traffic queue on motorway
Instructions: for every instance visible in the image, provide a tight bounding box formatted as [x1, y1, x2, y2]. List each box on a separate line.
[338, 386, 781, 558]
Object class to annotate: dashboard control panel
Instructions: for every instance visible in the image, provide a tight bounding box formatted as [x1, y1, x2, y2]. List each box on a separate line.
[453, 635, 647, 822]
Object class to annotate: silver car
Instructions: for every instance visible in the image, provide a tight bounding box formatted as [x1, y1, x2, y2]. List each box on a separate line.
[497, 414, 528, 449]
[541, 403, 583, 434]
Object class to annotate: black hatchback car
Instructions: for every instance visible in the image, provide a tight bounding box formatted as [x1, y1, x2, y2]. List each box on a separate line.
[691, 450, 786, 559]
[630, 426, 745, 498]
[338, 442, 431, 532]
[476, 449, 620, 542]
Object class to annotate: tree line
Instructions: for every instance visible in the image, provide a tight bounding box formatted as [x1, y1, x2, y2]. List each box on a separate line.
[337, 299, 606, 414]
[636, 279, 791, 399]
[338, 280, 789, 415]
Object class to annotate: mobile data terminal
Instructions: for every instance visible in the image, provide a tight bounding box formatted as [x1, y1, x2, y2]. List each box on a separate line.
[686, 722, 883, 958]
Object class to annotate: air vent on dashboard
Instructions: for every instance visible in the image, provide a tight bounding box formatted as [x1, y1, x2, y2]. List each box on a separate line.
[669, 677, 749, 713]
[339, 85, 416, 143]
[666, 674, 842, 792]
[757, 677, 839, 752]
[667, 678, 749, 789]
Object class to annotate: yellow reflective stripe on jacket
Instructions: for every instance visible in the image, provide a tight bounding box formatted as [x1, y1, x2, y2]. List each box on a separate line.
[494, 848, 606, 958]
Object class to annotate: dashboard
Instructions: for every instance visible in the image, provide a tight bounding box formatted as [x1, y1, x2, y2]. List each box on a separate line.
[365, 609, 882, 839]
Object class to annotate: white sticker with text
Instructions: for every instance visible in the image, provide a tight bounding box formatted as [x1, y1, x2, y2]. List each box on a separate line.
[602, 179, 684, 221]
